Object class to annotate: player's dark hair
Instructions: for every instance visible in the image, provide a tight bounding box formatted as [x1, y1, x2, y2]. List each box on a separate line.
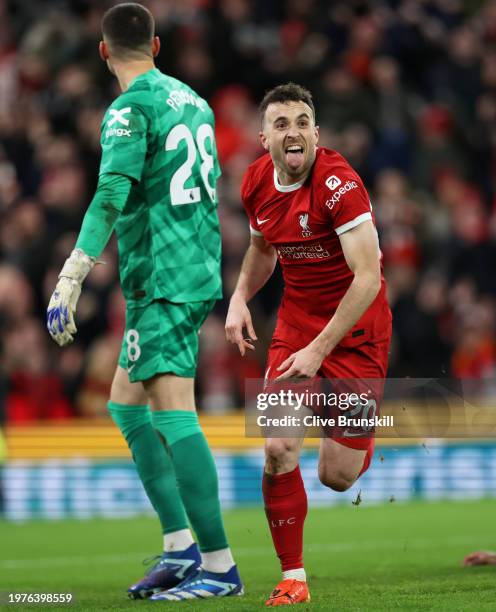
[102, 3, 154, 58]
[259, 83, 316, 124]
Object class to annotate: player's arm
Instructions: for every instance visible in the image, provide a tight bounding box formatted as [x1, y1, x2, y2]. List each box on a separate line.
[225, 233, 277, 355]
[46, 173, 132, 346]
[313, 220, 381, 354]
[277, 221, 381, 379]
[75, 173, 132, 258]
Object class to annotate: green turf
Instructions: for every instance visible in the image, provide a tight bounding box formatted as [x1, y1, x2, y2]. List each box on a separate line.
[1, 499, 495, 611]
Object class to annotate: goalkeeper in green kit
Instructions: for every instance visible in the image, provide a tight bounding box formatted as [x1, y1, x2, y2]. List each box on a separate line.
[46, 3, 243, 602]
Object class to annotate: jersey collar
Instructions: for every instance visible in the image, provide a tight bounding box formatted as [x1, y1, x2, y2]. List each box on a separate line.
[273, 168, 306, 193]
[128, 67, 159, 89]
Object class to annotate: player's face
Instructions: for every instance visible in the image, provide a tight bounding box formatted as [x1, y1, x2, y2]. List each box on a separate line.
[260, 101, 319, 185]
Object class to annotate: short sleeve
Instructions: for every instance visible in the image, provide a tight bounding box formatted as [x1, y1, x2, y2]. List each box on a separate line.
[241, 167, 262, 236]
[99, 102, 148, 181]
[323, 173, 372, 235]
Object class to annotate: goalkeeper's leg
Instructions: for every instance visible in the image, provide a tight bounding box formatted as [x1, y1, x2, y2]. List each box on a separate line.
[145, 374, 241, 590]
[117, 298, 242, 600]
[108, 367, 200, 599]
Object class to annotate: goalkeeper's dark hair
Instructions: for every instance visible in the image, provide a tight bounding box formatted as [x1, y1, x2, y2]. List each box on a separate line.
[259, 83, 316, 124]
[102, 3, 154, 58]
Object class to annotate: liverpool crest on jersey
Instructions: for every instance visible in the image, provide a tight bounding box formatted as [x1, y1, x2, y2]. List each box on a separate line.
[299, 213, 312, 237]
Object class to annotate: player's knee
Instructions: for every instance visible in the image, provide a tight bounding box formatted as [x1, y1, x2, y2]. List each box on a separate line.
[265, 439, 298, 473]
[318, 465, 356, 492]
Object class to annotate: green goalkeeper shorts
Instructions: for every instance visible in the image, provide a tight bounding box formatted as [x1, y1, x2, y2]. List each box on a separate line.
[118, 299, 215, 383]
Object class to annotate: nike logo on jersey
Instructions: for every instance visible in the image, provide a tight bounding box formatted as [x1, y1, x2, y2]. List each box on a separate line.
[257, 217, 271, 225]
[342, 429, 364, 438]
[108, 107, 131, 127]
[325, 175, 342, 191]
[127, 364, 136, 374]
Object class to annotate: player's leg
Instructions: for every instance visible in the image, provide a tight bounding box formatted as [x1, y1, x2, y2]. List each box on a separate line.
[264, 436, 311, 606]
[262, 324, 312, 606]
[317, 437, 370, 491]
[109, 366, 191, 533]
[317, 335, 390, 491]
[145, 374, 242, 600]
[110, 329, 198, 599]
[146, 374, 233, 562]
[128, 299, 241, 600]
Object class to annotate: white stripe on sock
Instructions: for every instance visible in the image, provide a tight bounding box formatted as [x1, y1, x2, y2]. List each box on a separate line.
[282, 568, 306, 582]
[201, 548, 235, 573]
[163, 528, 195, 553]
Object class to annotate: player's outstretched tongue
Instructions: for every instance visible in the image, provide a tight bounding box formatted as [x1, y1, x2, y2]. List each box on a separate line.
[285, 145, 304, 169]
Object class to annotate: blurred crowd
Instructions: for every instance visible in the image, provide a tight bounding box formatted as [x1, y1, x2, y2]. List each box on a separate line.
[1, 0, 496, 422]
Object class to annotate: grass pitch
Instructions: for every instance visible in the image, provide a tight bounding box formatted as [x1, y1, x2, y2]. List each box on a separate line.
[1, 499, 495, 611]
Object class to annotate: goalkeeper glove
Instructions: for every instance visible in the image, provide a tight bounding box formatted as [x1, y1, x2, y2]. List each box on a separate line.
[47, 249, 96, 346]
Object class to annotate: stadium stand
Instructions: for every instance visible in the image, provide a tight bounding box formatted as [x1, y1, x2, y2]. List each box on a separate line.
[1, 0, 496, 421]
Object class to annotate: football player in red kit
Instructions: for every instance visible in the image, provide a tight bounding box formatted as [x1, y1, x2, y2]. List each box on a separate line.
[225, 83, 392, 606]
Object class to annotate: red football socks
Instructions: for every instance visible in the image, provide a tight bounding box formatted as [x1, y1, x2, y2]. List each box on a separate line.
[262, 465, 308, 571]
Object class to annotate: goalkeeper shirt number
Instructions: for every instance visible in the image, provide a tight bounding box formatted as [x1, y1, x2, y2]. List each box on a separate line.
[98, 68, 222, 307]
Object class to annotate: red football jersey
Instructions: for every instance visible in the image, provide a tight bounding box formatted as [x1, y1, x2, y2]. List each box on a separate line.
[241, 147, 391, 345]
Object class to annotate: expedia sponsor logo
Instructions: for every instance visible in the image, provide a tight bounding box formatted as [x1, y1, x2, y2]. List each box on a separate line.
[325, 180, 358, 209]
[106, 127, 132, 138]
[325, 175, 342, 190]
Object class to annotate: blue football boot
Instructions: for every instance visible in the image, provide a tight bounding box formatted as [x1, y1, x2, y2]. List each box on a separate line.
[150, 564, 243, 601]
[127, 543, 201, 599]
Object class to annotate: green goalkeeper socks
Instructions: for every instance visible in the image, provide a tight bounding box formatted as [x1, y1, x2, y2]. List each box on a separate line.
[108, 403, 229, 552]
[107, 402, 189, 534]
[151, 410, 229, 552]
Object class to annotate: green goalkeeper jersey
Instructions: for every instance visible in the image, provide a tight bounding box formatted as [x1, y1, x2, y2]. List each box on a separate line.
[98, 68, 222, 307]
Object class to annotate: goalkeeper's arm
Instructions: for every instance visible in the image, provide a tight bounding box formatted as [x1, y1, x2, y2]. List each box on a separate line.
[47, 173, 132, 345]
[75, 172, 133, 257]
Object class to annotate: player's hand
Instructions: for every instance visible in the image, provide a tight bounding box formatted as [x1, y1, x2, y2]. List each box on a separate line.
[276, 342, 326, 380]
[463, 551, 496, 566]
[46, 249, 95, 347]
[225, 293, 257, 356]
[47, 277, 81, 346]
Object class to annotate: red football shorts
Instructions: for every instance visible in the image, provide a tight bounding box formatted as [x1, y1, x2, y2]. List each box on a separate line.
[264, 316, 391, 454]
